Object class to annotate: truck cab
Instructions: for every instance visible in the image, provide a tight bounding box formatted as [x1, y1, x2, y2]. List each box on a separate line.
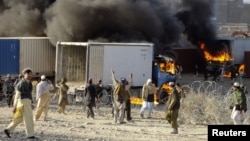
[152, 55, 177, 103]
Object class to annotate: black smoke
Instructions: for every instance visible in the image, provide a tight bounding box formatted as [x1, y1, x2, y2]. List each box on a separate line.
[176, 0, 221, 54]
[0, 0, 55, 36]
[44, 0, 184, 48]
[0, 0, 222, 55]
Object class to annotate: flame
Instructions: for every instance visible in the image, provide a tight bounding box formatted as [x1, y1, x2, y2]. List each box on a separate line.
[239, 64, 245, 71]
[223, 64, 245, 78]
[238, 64, 245, 75]
[158, 54, 176, 74]
[130, 94, 159, 105]
[130, 84, 172, 105]
[200, 43, 233, 62]
[223, 71, 231, 78]
[166, 61, 176, 74]
[159, 61, 176, 74]
[161, 83, 171, 93]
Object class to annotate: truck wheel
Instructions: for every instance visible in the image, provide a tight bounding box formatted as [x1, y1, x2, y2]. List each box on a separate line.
[159, 90, 168, 104]
[99, 89, 110, 105]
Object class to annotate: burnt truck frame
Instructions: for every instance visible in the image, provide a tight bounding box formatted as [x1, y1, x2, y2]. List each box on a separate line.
[205, 37, 249, 78]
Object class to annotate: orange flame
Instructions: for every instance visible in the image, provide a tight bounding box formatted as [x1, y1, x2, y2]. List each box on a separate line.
[200, 43, 233, 62]
[130, 94, 159, 105]
[223, 64, 245, 78]
[166, 61, 176, 74]
[238, 64, 245, 74]
[159, 61, 176, 74]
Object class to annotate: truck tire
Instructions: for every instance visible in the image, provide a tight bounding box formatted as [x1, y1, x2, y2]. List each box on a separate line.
[157, 83, 170, 104]
[99, 89, 110, 105]
[159, 90, 168, 104]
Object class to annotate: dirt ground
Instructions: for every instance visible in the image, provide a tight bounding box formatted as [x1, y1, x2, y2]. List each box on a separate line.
[0, 73, 249, 141]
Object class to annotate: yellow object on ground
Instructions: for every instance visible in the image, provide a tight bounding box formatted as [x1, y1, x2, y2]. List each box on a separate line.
[130, 97, 143, 105]
[130, 94, 159, 105]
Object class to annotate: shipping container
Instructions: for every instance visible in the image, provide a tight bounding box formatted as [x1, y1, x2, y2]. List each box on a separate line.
[0, 39, 20, 75]
[56, 42, 154, 87]
[0, 37, 56, 78]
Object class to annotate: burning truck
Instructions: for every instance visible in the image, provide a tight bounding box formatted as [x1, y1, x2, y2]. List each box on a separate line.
[198, 37, 248, 80]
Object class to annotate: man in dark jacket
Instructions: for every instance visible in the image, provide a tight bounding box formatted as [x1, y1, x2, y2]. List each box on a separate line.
[165, 82, 180, 134]
[124, 73, 133, 121]
[85, 78, 98, 119]
[95, 79, 103, 109]
[4, 74, 15, 107]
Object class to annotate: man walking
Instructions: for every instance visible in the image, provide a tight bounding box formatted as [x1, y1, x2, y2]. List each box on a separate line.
[165, 82, 180, 134]
[34, 75, 54, 121]
[230, 82, 247, 125]
[57, 77, 69, 115]
[95, 79, 103, 109]
[139, 79, 156, 119]
[4, 68, 38, 139]
[85, 78, 98, 119]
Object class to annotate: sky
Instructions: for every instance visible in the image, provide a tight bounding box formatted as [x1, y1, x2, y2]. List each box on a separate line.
[243, 0, 250, 4]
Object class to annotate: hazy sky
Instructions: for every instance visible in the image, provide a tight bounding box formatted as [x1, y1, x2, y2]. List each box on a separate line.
[243, 0, 250, 4]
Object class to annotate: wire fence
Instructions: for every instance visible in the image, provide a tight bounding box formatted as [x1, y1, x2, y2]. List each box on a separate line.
[179, 80, 250, 125]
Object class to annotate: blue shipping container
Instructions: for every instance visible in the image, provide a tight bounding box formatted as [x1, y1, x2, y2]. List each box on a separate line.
[0, 39, 20, 75]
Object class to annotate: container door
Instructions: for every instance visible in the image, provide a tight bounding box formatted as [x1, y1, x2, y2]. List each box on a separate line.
[0, 39, 20, 75]
[88, 45, 105, 84]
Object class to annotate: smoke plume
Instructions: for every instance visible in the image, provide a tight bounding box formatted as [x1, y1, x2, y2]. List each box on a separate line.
[0, 0, 54, 36]
[0, 0, 220, 54]
[176, 0, 220, 54]
[44, 0, 184, 47]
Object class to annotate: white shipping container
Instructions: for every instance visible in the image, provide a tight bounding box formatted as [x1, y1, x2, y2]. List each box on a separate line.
[56, 42, 154, 87]
[89, 43, 154, 86]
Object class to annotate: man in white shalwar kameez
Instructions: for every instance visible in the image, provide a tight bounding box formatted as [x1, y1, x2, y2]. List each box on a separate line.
[34, 75, 54, 121]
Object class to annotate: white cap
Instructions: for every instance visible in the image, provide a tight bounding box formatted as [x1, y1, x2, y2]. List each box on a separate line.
[233, 82, 240, 87]
[41, 75, 46, 80]
[169, 82, 175, 86]
[7, 74, 10, 78]
[147, 79, 152, 84]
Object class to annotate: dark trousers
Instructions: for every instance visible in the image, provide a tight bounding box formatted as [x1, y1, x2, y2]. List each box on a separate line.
[125, 99, 132, 120]
[87, 105, 94, 118]
[6, 93, 14, 107]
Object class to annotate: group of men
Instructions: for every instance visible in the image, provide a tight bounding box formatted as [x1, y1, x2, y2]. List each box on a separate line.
[3, 68, 38, 139]
[3, 68, 55, 140]
[2, 67, 248, 139]
[110, 68, 184, 134]
[111, 69, 133, 124]
[81, 69, 133, 123]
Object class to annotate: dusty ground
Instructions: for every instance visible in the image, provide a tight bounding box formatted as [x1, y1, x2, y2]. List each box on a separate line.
[0, 73, 249, 141]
